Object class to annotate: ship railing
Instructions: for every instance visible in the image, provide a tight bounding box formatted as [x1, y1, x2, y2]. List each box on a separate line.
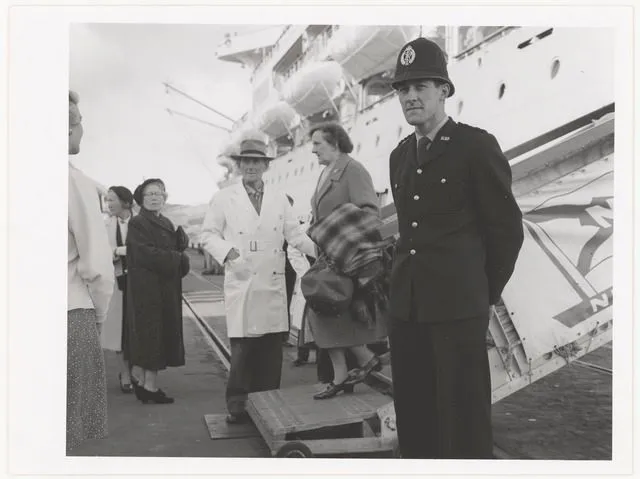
[252, 25, 293, 81]
[358, 90, 397, 114]
[453, 26, 515, 60]
[277, 25, 335, 85]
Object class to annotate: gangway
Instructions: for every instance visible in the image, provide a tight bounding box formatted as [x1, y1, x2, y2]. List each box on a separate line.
[377, 111, 614, 403]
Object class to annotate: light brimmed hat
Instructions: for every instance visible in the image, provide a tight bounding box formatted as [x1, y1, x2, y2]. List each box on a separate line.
[390, 37, 455, 97]
[230, 138, 274, 161]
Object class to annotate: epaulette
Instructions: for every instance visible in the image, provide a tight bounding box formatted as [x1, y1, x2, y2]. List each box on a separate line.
[457, 122, 489, 135]
[393, 133, 414, 152]
[399, 133, 413, 145]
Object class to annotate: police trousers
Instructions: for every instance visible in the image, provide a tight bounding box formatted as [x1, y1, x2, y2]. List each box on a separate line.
[226, 333, 283, 415]
[389, 315, 493, 459]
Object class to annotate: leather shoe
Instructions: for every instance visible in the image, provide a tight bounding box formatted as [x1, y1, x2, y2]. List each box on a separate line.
[313, 380, 352, 400]
[118, 373, 134, 394]
[345, 356, 381, 385]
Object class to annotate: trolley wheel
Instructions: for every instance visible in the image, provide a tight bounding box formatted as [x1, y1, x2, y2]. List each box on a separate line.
[276, 442, 313, 458]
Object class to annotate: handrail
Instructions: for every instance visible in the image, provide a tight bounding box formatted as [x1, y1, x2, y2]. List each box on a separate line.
[453, 26, 515, 60]
[358, 90, 397, 114]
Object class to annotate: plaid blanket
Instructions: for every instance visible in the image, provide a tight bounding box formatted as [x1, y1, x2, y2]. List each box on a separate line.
[308, 203, 391, 277]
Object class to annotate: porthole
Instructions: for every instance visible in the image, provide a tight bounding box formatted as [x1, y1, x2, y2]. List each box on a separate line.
[550, 58, 560, 79]
[498, 83, 506, 99]
[457, 100, 464, 115]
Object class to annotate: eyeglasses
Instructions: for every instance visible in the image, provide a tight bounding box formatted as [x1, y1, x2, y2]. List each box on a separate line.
[143, 192, 165, 198]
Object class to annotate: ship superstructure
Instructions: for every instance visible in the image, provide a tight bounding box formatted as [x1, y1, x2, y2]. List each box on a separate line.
[214, 25, 614, 221]
[209, 24, 614, 403]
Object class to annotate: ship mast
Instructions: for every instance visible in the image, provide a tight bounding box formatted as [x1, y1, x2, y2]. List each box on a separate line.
[163, 82, 237, 124]
[165, 108, 231, 132]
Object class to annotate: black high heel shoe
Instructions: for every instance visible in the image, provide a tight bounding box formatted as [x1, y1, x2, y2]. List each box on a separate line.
[118, 373, 134, 394]
[139, 387, 174, 404]
[313, 379, 353, 400]
[131, 376, 144, 401]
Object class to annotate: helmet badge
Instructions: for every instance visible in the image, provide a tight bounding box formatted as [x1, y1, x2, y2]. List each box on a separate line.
[400, 45, 416, 66]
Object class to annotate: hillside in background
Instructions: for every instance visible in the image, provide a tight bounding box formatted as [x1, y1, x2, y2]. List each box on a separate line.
[162, 202, 210, 244]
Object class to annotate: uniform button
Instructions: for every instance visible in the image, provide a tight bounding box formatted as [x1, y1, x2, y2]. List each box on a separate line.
[413, 195, 420, 200]
[417, 169, 423, 174]
[411, 221, 418, 228]
[410, 249, 416, 255]
[441, 178, 447, 183]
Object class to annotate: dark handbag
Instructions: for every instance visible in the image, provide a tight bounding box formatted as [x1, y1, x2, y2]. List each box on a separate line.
[301, 258, 354, 316]
[176, 226, 189, 252]
[116, 274, 127, 292]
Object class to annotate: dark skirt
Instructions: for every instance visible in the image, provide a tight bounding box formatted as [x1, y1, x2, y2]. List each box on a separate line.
[67, 309, 108, 453]
[305, 304, 387, 349]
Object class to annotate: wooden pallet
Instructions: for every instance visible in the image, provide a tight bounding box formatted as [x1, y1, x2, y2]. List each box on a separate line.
[246, 383, 394, 457]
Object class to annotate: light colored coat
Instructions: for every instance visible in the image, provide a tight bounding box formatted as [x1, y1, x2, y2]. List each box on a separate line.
[201, 182, 316, 338]
[67, 166, 114, 323]
[100, 214, 130, 351]
[304, 153, 386, 348]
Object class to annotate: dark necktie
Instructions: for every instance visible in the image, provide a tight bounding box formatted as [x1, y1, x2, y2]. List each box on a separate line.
[116, 221, 127, 273]
[417, 136, 431, 166]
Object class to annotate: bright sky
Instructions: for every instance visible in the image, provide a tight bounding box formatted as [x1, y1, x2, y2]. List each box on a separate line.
[69, 23, 275, 205]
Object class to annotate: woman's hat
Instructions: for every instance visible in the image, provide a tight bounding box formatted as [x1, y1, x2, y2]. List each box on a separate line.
[108, 185, 134, 208]
[230, 138, 274, 161]
[390, 37, 455, 97]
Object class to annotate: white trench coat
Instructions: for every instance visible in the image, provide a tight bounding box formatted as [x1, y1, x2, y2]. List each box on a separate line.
[201, 182, 315, 338]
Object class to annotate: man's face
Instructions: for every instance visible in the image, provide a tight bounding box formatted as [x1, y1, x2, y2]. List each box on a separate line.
[397, 80, 446, 127]
[238, 157, 268, 182]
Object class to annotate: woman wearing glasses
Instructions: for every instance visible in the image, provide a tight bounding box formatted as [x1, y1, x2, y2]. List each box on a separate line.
[125, 178, 190, 404]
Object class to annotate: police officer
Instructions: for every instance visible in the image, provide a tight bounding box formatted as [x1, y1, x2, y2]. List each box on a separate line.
[387, 37, 524, 459]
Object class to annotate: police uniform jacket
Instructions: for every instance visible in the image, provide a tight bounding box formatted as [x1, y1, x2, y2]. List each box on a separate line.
[389, 118, 524, 323]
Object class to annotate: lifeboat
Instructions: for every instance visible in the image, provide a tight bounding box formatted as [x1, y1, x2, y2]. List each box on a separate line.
[281, 60, 344, 118]
[255, 101, 299, 139]
[323, 25, 421, 82]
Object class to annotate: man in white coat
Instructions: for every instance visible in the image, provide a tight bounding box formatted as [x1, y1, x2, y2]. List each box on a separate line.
[201, 138, 316, 424]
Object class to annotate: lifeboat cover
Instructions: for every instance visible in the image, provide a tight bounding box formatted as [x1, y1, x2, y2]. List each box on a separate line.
[256, 101, 299, 139]
[324, 25, 421, 82]
[282, 61, 344, 117]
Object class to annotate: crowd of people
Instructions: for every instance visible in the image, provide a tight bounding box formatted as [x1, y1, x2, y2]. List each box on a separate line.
[67, 92, 191, 452]
[67, 37, 523, 459]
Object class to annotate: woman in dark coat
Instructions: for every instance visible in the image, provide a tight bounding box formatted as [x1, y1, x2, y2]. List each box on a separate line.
[126, 178, 190, 404]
